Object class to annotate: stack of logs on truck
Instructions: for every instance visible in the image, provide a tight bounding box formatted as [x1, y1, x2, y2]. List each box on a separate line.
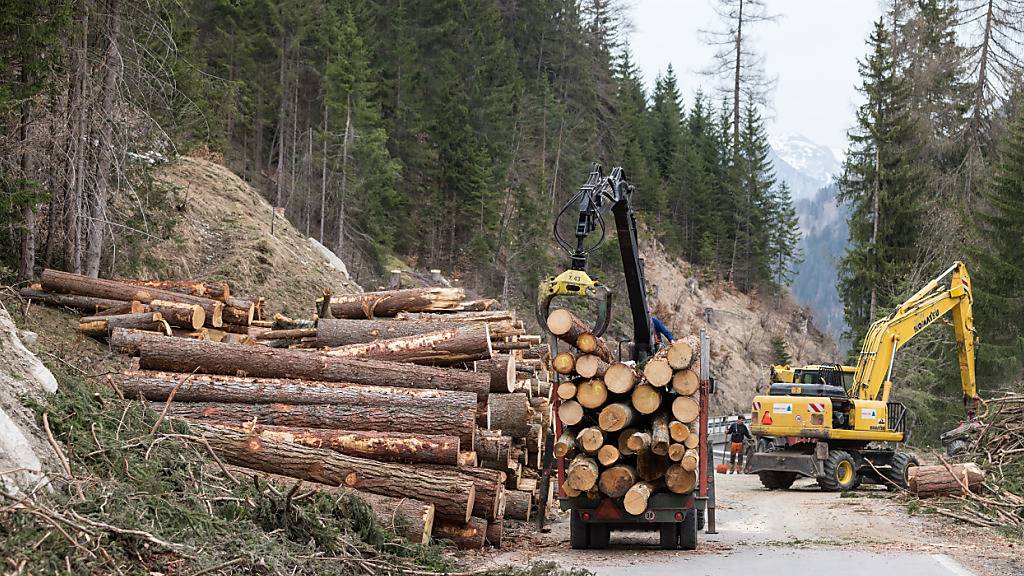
[19, 270, 553, 549]
[547, 309, 704, 515]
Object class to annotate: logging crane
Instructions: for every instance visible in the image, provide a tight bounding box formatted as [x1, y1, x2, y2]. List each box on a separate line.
[535, 163, 712, 550]
[749, 261, 980, 491]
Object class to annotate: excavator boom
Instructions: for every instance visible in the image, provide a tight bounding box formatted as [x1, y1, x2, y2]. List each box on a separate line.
[851, 261, 979, 413]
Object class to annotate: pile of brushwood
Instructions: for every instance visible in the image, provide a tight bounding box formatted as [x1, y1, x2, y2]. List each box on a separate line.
[911, 393, 1024, 537]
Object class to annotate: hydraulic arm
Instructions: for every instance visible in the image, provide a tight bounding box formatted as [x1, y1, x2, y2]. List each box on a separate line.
[851, 261, 979, 415]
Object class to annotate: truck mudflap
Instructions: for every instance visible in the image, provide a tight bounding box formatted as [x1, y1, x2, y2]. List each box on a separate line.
[559, 493, 703, 523]
[749, 451, 822, 478]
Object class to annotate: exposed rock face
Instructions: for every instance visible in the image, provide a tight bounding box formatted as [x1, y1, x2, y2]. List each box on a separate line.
[0, 304, 58, 494]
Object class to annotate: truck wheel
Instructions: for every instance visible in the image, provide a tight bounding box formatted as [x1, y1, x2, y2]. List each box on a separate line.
[758, 470, 798, 490]
[569, 512, 589, 549]
[659, 523, 679, 549]
[697, 508, 705, 531]
[589, 523, 610, 549]
[817, 449, 858, 492]
[883, 452, 920, 490]
[680, 510, 698, 550]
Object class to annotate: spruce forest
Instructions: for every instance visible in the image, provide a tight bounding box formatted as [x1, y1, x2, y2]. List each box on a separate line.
[2, 0, 1024, 432]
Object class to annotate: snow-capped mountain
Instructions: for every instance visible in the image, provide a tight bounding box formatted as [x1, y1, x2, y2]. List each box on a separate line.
[770, 133, 850, 351]
[769, 133, 842, 200]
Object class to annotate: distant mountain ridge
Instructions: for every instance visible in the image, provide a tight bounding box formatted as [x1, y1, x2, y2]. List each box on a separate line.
[770, 134, 849, 352]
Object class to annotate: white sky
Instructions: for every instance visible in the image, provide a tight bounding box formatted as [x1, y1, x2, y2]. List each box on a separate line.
[628, 0, 882, 155]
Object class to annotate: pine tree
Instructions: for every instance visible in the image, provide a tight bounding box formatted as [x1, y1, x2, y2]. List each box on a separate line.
[771, 335, 793, 365]
[839, 19, 925, 346]
[729, 102, 776, 291]
[971, 95, 1024, 384]
[767, 181, 803, 290]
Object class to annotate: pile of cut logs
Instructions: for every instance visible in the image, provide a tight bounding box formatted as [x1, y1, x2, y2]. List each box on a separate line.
[547, 309, 704, 514]
[21, 274, 551, 549]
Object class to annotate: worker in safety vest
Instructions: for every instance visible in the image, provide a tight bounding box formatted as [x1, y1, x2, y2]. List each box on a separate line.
[725, 415, 752, 474]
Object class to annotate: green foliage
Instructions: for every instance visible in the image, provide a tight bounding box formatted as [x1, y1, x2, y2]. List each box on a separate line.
[771, 335, 793, 365]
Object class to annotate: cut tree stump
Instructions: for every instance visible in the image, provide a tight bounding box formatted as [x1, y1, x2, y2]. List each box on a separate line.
[323, 324, 492, 366]
[908, 463, 983, 498]
[208, 423, 460, 465]
[330, 287, 466, 318]
[195, 424, 475, 522]
[79, 312, 170, 337]
[133, 333, 491, 400]
[163, 400, 476, 447]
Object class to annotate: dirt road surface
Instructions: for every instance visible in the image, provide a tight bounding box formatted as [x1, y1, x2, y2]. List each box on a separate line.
[480, 474, 1023, 576]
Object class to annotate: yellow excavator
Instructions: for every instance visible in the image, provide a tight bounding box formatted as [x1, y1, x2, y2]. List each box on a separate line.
[749, 261, 980, 491]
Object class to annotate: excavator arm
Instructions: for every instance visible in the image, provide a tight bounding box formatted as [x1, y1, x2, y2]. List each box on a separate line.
[851, 262, 979, 415]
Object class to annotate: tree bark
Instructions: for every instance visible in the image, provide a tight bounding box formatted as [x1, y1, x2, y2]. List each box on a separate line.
[330, 287, 466, 318]
[109, 328, 168, 355]
[79, 312, 169, 337]
[194, 424, 475, 522]
[681, 448, 700, 472]
[163, 400, 475, 447]
[395, 310, 514, 323]
[433, 517, 487, 549]
[651, 413, 670, 456]
[41, 269, 224, 327]
[323, 324, 492, 366]
[423, 465, 505, 521]
[554, 429, 576, 459]
[318, 318, 518, 347]
[256, 327, 318, 341]
[207, 423, 459, 465]
[133, 333, 490, 400]
[94, 300, 145, 317]
[119, 279, 231, 302]
[908, 463, 982, 498]
[475, 355, 516, 393]
[505, 490, 532, 521]
[19, 287, 123, 314]
[474, 429, 511, 463]
[485, 517, 503, 548]
[488, 393, 531, 437]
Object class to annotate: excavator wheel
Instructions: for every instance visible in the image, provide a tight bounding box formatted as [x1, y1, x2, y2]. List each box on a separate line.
[758, 470, 798, 490]
[817, 450, 858, 492]
[883, 452, 920, 490]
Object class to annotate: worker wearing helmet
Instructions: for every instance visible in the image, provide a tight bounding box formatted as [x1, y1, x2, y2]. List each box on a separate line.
[726, 415, 752, 474]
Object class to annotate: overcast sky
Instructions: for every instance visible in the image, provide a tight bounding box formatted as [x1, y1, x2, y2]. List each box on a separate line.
[628, 0, 881, 155]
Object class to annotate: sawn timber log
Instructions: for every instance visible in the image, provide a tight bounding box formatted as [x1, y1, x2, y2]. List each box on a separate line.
[132, 333, 491, 400]
[193, 424, 475, 522]
[329, 287, 465, 318]
[322, 324, 492, 366]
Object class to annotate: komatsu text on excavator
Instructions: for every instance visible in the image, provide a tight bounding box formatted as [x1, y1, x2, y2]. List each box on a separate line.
[749, 262, 980, 491]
